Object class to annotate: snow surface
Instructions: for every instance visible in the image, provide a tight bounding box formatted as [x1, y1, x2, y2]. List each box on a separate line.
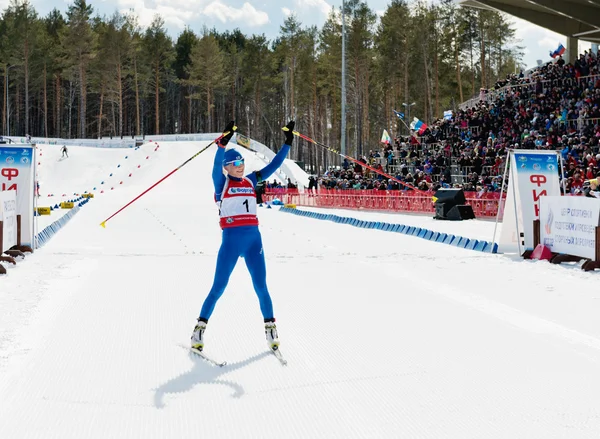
[1, 141, 600, 438]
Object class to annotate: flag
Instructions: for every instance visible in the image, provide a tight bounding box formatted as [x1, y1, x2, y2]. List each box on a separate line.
[393, 110, 405, 119]
[409, 117, 428, 135]
[380, 129, 391, 144]
[550, 43, 565, 59]
[443, 110, 453, 121]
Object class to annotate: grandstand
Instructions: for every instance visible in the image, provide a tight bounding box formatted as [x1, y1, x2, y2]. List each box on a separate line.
[266, 1, 600, 216]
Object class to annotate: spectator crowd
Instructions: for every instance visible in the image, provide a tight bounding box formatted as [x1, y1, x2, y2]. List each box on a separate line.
[288, 48, 600, 199]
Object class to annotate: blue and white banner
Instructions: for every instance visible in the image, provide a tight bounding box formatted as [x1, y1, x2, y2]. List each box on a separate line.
[540, 196, 600, 260]
[393, 110, 405, 120]
[499, 150, 561, 253]
[0, 145, 35, 247]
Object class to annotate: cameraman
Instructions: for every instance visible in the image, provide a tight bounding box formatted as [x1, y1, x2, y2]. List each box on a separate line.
[582, 175, 600, 198]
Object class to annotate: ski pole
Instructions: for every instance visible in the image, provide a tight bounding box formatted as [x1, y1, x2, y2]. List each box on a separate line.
[100, 128, 236, 228]
[286, 128, 430, 196]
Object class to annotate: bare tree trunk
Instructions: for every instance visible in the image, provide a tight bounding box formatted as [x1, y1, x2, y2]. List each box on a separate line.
[479, 13, 486, 89]
[404, 50, 409, 133]
[498, 40, 502, 80]
[154, 64, 160, 134]
[455, 33, 463, 103]
[423, 42, 431, 123]
[435, 39, 439, 119]
[354, 62, 360, 158]
[134, 56, 140, 135]
[330, 94, 337, 166]
[25, 41, 29, 135]
[245, 104, 250, 142]
[290, 57, 295, 119]
[384, 88, 390, 138]
[43, 63, 48, 137]
[68, 80, 72, 138]
[98, 84, 104, 138]
[311, 64, 318, 173]
[469, 27, 475, 97]
[16, 85, 20, 135]
[364, 67, 370, 149]
[124, 94, 129, 137]
[111, 100, 116, 137]
[231, 74, 236, 121]
[207, 87, 212, 132]
[254, 84, 261, 138]
[117, 63, 123, 137]
[3, 66, 7, 134]
[55, 76, 62, 137]
[188, 94, 192, 134]
[79, 62, 86, 138]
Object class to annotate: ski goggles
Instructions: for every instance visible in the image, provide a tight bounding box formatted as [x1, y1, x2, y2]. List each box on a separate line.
[224, 159, 244, 167]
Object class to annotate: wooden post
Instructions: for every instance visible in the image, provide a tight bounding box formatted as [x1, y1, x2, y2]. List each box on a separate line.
[596, 226, 600, 262]
[16, 214, 21, 246]
[522, 220, 540, 259]
[583, 227, 600, 271]
[533, 219, 540, 247]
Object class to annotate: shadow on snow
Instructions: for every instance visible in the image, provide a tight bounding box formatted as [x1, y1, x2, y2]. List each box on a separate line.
[153, 349, 272, 408]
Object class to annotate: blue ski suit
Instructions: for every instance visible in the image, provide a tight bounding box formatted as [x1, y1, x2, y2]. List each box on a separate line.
[199, 144, 290, 321]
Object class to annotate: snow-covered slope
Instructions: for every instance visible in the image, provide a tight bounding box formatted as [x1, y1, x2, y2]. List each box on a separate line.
[0, 141, 599, 438]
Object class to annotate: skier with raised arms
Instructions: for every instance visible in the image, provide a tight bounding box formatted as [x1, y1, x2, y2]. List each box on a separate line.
[191, 120, 295, 357]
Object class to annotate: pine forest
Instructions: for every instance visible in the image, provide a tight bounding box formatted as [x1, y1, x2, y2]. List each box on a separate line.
[0, 0, 522, 170]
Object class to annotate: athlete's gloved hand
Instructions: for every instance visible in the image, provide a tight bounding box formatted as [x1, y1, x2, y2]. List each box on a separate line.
[218, 121, 237, 148]
[283, 120, 295, 146]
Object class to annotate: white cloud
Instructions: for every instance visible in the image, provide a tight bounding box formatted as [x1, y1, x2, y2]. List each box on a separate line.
[282, 7, 292, 17]
[294, 0, 332, 17]
[117, 0, 205, 30]
[202, 1, 269, 27]
[116, 0, 270, 32]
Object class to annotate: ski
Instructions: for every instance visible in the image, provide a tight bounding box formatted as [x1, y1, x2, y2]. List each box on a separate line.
[178, 343, 226, 367]
[271, 347, 288, 366]
[190, 347, 227, 367]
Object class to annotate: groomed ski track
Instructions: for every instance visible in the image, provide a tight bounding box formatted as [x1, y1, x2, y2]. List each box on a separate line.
[1, 141, 600, 438]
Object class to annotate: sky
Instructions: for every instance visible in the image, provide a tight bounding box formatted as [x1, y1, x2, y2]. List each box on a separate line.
[1, 138, 600, 437]
[4, 0, 594, 70]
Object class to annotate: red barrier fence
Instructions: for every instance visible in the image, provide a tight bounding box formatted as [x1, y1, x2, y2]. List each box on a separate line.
[263, 189, 505, 219]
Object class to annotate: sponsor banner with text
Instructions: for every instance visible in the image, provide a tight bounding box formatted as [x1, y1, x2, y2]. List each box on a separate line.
[540, 196, 600, 260]
[513, 151, 561, 251]
[0, 145, 35, 247]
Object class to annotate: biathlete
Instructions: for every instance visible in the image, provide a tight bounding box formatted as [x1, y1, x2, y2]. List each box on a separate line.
[191, 120, 295, 352]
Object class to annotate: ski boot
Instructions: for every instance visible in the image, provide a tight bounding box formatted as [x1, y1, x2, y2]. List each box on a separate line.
[191, 319, 207, 351]
[265, 320, 280, 351]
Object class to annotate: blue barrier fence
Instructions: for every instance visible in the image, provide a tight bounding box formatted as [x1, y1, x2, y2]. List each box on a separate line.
[34, 197, 92, 248]
[278, 206, 498, 254]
